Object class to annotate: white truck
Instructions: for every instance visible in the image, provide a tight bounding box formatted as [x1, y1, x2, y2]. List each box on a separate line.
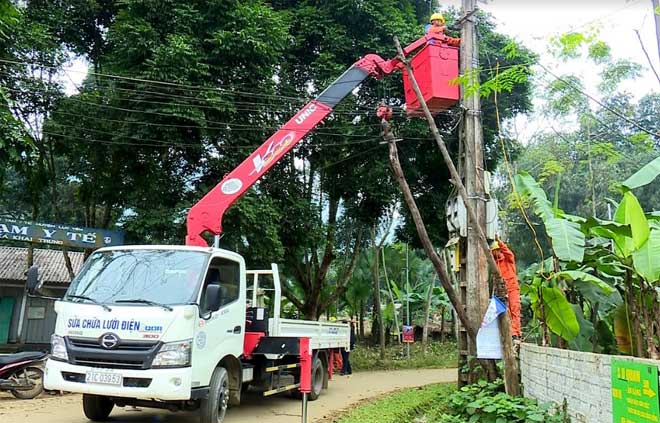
[33, 245, 349, 422]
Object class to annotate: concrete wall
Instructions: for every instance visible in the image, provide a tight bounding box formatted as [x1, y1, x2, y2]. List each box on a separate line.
[520, 343, 660, 423]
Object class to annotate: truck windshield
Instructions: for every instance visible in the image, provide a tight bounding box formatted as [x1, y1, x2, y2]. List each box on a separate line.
[66, 249, 208, 306]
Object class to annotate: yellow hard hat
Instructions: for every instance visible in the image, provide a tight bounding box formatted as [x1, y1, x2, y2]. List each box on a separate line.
[490, 241, 500, 250]
[430, 13, 445, 24]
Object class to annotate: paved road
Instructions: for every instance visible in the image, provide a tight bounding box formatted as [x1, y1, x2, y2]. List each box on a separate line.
[0, 368, 456, 422]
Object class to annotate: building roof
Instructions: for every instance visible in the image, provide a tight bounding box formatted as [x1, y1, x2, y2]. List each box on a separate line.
[0, 246, 85, 284]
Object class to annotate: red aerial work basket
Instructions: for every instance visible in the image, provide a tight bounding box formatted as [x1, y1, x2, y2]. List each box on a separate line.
[402, 43, 459, 115]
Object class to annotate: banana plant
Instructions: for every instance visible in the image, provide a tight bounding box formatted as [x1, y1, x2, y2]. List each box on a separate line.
[517, 157, 660, 356]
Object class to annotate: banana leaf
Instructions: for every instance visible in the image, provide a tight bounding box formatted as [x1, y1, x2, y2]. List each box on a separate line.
[540, 286, 580, 342]
[632, 228, 660, 282]
[621, 156, 660, 191]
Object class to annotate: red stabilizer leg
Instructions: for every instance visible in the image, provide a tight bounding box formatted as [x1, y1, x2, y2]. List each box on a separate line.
[299, 337, 312, 393]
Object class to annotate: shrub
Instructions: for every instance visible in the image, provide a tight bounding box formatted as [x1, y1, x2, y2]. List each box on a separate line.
[428, 379, 568, 423]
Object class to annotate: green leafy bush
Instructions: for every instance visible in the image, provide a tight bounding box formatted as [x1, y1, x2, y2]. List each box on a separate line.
[351, 341, 457, 372]
[427, 380, 568, 423]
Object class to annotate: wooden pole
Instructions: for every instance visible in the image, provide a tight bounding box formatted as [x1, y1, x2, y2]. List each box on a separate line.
[652, 0, 660, 63]
[459, 0, 490, 384]
[393, 36, 520, 396]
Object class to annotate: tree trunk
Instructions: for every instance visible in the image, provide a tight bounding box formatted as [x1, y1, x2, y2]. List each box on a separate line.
[642, 284, 658, 359]
[44, 136, 75, 281]
[422, 278, 434, 352]
[27, 205, 38, 267]
[539, 286, 550, 346]
[359, 300, 365, 339]
[381, 247, 401, 343]
[627, 273, 645, 357]
[371, 240, 386, 359]
[654, 297, 660, 359]
[440, 306, 446, 343]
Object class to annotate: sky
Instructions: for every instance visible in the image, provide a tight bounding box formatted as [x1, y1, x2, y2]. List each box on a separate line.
[440, 0, 660, 142]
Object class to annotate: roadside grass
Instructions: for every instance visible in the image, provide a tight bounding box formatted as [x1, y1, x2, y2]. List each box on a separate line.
[332, 383, 455, 423]
[331, 379, 567, 423]
[351, 341, 457, 372]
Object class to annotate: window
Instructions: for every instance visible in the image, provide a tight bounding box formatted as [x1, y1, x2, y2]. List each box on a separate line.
[200, 257, 240, 314]
[66, 249, 208, 306]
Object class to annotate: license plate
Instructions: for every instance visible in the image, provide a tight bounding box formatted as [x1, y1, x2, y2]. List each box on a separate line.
[85, 371, 122, 386]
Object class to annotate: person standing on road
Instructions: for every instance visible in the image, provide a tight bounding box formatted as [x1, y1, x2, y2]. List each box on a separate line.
[341, 320, 356, 376]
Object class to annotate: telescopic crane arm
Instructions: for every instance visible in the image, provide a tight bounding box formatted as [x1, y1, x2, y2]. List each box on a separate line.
[185, 34, 446, 247]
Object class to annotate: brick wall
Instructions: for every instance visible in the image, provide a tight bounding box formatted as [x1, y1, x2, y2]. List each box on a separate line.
[520, 343, 660, 423]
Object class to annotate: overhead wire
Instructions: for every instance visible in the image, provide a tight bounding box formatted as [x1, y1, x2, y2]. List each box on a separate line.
[42, 120, 385, 149]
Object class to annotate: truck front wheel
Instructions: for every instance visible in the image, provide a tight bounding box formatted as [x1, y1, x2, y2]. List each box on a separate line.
[200, 367, 229, 423]
[82, 394, 114, 421]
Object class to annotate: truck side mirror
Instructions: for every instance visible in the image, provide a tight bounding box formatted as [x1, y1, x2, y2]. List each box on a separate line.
[25, 265, 43, 295]
[205, 284, 222, 313]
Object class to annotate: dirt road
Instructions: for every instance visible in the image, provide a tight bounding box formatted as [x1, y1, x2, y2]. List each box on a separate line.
[0, 368, 456, 423]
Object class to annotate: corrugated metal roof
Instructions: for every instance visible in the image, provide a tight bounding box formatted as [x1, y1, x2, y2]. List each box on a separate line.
[0, 246, 85, 284]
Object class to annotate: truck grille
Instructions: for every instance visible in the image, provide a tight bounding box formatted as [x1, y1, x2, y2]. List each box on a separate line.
[69, 337, 156, 351]
[65, 337, 160, 370]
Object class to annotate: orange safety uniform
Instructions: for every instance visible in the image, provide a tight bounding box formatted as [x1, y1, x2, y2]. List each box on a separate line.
[425, 24, 461, 47]
[492, 241, 521, 337]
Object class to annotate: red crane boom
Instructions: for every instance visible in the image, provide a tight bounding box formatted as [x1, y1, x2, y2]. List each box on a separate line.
[185, 33, 457, 247]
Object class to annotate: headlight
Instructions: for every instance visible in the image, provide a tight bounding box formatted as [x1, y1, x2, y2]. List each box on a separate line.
[152, 340, 192, 368]
[51, 334, 68, 361]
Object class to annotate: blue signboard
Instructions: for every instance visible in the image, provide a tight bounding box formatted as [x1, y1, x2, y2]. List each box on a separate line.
[0, 218, 124, 249]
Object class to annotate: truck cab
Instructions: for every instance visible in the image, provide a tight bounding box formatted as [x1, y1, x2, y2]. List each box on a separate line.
[40, 245, 348, 422]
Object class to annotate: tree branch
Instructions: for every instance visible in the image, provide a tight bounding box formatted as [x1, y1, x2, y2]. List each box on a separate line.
[320, 226, 364, 310]
[634, 29, 660, 86]
[280, 281, 304, 311]
[315, 193, 339, 288]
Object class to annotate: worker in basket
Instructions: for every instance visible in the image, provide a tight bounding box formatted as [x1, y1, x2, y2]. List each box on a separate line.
[425, 13, 461, 47]
[491, 237, 521, 339]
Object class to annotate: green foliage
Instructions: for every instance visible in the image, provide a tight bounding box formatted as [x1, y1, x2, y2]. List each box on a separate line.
[587, 40, 611, 63]
[631, 229, 660, 282]
[551, 31, 591, 59]
[429, 380, 567, 423]
[545, 75, 587, 115]
[599, 60, 641, 93]
[336, 380, 567, 423]
[540, 286, 580, 342]
[515, 171, 585, 262]
[614, 191, 649, 254]
[621, 156, 660, 191]
[515, 156, 660, 355]
[351, 341, 457, 372]
[336, 383, 455, 423]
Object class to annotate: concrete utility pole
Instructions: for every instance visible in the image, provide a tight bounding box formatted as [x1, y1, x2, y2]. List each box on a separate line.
[653, 0, 660, 62]
[459, 0, 490, 385]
